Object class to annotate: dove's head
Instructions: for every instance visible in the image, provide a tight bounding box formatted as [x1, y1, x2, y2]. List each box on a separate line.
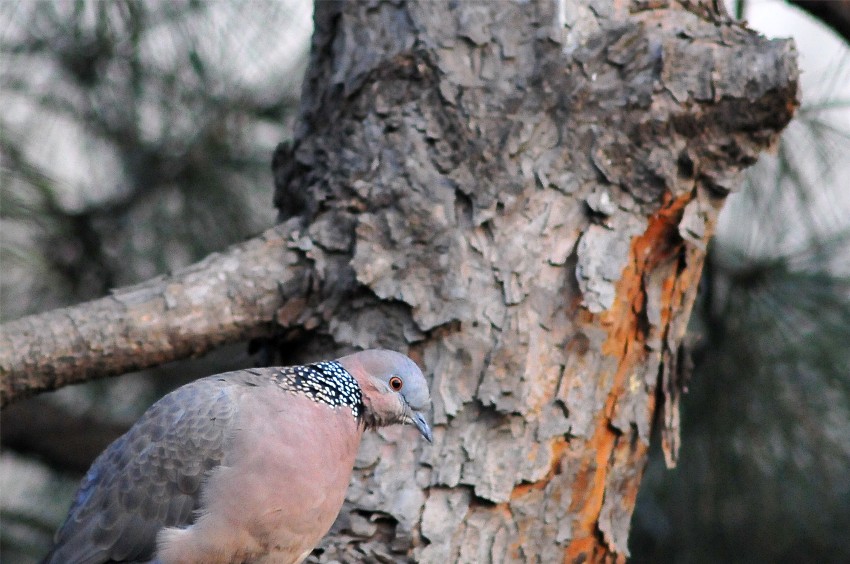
[337, 349, 433, 442]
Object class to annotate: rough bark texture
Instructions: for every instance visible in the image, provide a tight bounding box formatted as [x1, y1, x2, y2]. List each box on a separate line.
[0, 222, 311, 405]
[0, 0, 798, 561]
[271, 1, 798, 562]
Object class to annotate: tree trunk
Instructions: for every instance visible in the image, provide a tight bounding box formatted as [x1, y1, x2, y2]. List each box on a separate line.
[273, 1, 796, 562]
[0, 0, 798, 561]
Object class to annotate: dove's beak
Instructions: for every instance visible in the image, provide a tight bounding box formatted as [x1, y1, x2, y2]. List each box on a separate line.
[412, 411, 433, 443]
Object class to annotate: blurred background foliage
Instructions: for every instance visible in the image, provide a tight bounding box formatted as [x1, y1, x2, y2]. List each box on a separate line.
[1, 0, 310, 316]
[0, 1, 313, 561]
[0, 1, 848, 563]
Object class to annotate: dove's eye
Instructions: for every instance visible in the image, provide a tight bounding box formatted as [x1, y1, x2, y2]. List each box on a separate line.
[389, 376, 403, 391]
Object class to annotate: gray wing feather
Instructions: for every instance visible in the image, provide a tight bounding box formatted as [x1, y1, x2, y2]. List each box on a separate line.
[42, 374, 246, 564]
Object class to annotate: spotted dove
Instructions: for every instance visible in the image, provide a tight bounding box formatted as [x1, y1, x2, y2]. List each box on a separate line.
[42, 349, 432, 564]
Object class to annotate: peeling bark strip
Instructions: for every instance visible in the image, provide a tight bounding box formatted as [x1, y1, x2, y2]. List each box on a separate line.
[277, 1, 797, 562]
[0, 221, 312, 405]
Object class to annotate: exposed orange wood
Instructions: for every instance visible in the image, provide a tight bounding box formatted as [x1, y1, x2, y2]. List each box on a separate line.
[565, 192, 692, 562]
[509, 437, 570, 500]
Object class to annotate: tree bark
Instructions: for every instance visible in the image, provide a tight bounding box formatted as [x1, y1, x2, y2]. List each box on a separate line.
[0, 0, 798, 561]
[274, 1, 797, 562]
[0, 221, 313, 405]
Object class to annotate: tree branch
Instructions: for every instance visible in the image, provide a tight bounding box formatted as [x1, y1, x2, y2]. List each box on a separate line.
[788, 0, 850, 44]
[0, 220, 312, 406]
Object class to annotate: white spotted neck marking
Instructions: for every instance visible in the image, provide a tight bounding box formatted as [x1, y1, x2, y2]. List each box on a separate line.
[273, 361, 364, 418]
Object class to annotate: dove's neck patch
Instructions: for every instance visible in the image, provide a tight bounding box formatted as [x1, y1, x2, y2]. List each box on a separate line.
[273, 361, 364, 418]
